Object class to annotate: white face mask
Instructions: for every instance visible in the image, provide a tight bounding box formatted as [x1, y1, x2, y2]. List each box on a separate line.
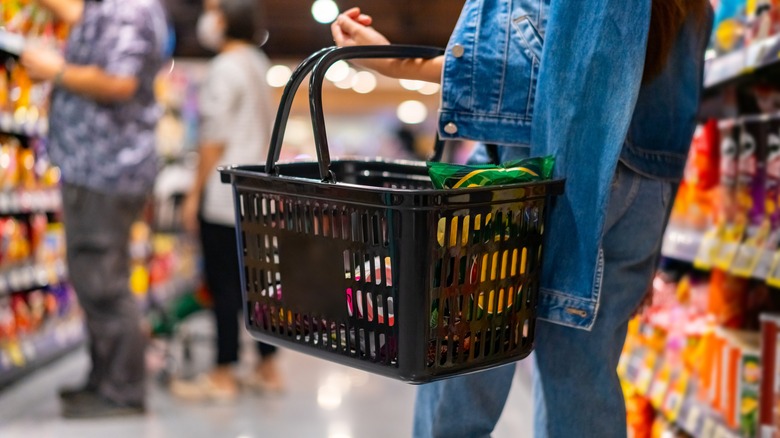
[196, 11, 225, 51]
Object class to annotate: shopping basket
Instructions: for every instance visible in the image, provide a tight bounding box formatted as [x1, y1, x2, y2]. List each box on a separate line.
[219, 45, 564, 383]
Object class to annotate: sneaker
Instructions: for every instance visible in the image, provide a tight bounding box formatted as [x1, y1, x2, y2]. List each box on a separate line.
[169, 374, 239, 402]
[58, 384, 96, 402]
[61, 392, 145, 419]
[245, 359, 285, 394]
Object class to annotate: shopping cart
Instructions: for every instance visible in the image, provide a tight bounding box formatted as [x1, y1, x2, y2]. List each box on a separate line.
[220, 45, 564, 383]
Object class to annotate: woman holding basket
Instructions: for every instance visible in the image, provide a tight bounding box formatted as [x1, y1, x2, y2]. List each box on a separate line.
[332, 1, 712, 437]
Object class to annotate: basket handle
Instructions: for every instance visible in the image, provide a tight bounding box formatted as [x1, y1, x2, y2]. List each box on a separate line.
[265, 45, 445, 183]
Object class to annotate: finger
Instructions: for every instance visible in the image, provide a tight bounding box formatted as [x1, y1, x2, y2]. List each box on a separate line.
[336, 14, 366, 37]
[331, 21, 347, 46]
[18, 51, 31, 66]
[356, 14, 372, 26]
[342, 7, 361, 18]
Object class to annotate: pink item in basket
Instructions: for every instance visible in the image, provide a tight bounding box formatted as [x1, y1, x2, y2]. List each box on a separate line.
[345, 262, 395, 325]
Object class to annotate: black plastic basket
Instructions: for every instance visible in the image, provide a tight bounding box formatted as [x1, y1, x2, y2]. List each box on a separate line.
[220, 45, 564, 383]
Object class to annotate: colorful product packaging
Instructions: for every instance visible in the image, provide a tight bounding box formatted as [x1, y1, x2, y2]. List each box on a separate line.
[672, 121, 720, 234]
[754, 114, 780, 279]
[427, 156, 555, 189]
[698, 119, 742, 269]
[708, 269, 749, 327]
[712, 0, 748, 55]
[732, 115, 769, 277]
[709, 328, 762, 435]
[760, 313, 780, 437]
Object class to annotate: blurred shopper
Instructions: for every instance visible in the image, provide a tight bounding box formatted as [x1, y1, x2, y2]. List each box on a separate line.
[174, 0, 283, 401]
[20, 0, 168, 419]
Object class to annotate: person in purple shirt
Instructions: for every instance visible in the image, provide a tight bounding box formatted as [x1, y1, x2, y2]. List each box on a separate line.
[21, 0, 167, 419]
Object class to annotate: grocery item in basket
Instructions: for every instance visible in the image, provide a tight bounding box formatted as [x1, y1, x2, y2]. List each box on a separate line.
[427, 156, 555, 189]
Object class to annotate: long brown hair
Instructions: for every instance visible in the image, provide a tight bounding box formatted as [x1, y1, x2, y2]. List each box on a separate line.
[644, 0, 709, 81]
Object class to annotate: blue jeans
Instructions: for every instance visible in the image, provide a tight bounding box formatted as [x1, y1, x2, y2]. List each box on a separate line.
[413, 145, 675, 437]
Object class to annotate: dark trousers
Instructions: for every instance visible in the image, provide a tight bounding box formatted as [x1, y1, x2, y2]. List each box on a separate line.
[199, 218, 277, 364]
[61, 184, 147, 406]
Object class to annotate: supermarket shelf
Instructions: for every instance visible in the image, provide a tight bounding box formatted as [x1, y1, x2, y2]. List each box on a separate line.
[661, 227, 703, 264]
[0, 30, 25, 58]
[675, 397, 741, 438]
[661, 226, 779, 282]
[704, 34, 780, 92]
[621, 346, 741, 438]
[0, 188, 61, 215]
[0, 315, 84, 389]
[0, 260, 67, 296]
[0, 112, 48, 138]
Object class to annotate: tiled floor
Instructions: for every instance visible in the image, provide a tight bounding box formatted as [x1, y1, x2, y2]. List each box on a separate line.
[0, 314, 534, 438]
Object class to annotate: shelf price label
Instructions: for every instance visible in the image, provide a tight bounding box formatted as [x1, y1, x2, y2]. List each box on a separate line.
[694, 227, 723, 270]
[730, 242, 764, 279]
[684, 404, 702, 435]
[766, 250, 780, 288]
[701, 416, 717, 438]
[5, 342, 24, 367]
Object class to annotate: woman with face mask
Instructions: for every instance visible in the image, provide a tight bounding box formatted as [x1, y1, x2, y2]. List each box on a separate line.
[174, 0, 283, 401]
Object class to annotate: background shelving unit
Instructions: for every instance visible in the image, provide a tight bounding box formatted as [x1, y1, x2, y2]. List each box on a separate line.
[620, 3, 780, 437]
[0, 2, 81, 390]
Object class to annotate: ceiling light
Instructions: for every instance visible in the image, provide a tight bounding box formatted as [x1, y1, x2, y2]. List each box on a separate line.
[325, 60, 350, 83]
[397, 100, 428, 124]
[312, 0, 339, 24]
[418, 82, 441, 95]
[266, 65, 292, 88]
[335, 68, 356, 89]
[351, 71, 377, 94]
[399, 79, 424, 91]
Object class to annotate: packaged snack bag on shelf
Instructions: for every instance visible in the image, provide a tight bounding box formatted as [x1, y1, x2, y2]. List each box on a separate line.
[738, 348, 761, 437]
[626, 388, 655, 438]
[0, 295, 15, 342]
[672, 121, 720, 234]
[712, 0, 748, 55]
[11, 293, 32, 335]
[753, 114, 780, 278]
[720, 329, 761, 436]
[732, 115, 769, 277]
[745, 0, 777, 43]
[0, 137, 21, 190]
[760, 313, 780, 437]
[698, 119, 742, 269]
[763, 114, 780, 286]
[708, 269, 749, 327]
[707, 329, 728, 411]
[688, 120, 723, 192]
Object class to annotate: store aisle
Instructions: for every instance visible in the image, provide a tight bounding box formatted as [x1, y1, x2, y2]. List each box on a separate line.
[0, 314, 534, 438]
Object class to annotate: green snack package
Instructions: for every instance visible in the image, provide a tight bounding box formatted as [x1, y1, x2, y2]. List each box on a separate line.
[427, 156, 555, 189]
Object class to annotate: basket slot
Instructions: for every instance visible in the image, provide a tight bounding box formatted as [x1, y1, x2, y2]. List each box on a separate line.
[371, 214, 380, 246]
[358, 328, 366, 358]
[361, 212, 370, 243]
[313, 205, 321, 236]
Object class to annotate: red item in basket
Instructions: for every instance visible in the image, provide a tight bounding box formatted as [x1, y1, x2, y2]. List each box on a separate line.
[760, 314, 780, 437]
